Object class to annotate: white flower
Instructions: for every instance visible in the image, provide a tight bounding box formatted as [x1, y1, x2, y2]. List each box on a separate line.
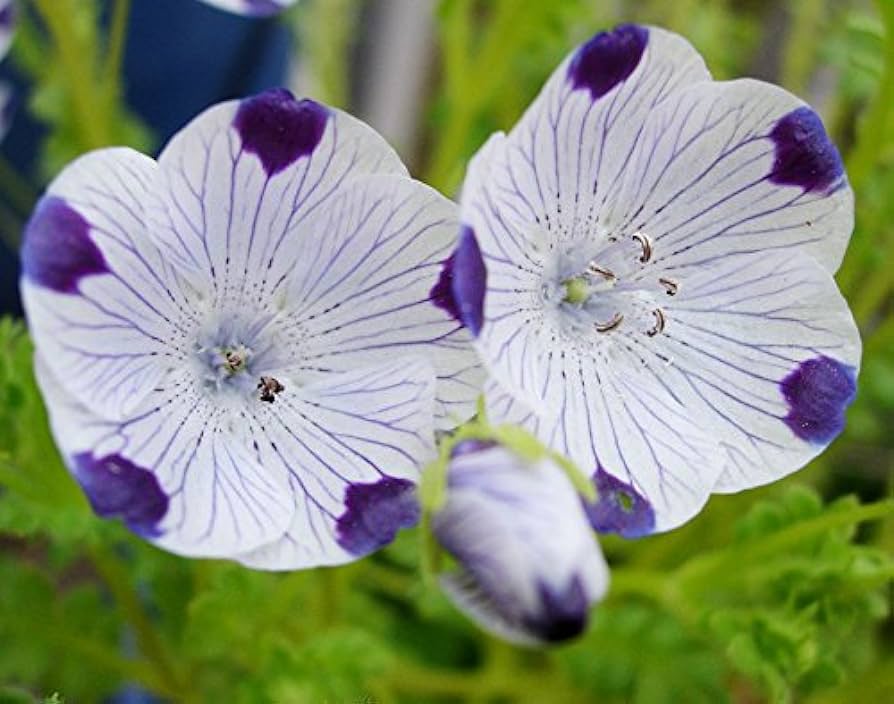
[433, 441, 609, 645]
[451, 24, 860, 533]
[21, 89, 480, 568]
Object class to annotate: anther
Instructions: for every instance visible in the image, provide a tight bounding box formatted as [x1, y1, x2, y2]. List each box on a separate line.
[632, 232, 653, 263]
[594, 312, 624, 333]
[586, 263, 616, 280]
[258, 376, 285, 403]
[646, 309, 666, 337]
[658, 277, 678, 296]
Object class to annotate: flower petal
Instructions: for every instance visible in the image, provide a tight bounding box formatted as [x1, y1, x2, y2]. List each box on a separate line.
[235, 356, 436, 569]
[148, 89, 406, 287]
[35, 357, 295, 555]
[602, 79, 851, 274]
[21, 149, 196, 420]
[657, 250, 860, 492]
[279, 173, 483, 429]
[468, 25, 710, 248]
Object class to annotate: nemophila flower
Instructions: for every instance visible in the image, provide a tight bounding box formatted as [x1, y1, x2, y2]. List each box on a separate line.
[21, 88, 480, 568]
[433, 440, 609, 645]
[198, 0, 296, 17]
[452, 24, 860, 532]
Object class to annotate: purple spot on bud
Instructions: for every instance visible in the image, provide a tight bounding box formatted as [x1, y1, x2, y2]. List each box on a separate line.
[522, 576, 589, 643]
[71, 452, 168, 537]
[21, 196, 108, 294]
[782, 356, 856, 445]
[450, 226, 487, 337]
[568, 24, 649, 100]
[585, 466, 655, 538]
[234, 89, 329, 176]
[768, 107, 844, 194]
[336, 476, 420, 556]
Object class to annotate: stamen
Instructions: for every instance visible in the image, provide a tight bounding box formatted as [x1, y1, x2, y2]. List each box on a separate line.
[594, 312, 624, 333]
[586, 263, 616, 280]
[632, 232, 652, 263]
[658, 277, 678, 296]
[646, 308, 666, 337]
[258, 376, 285, 403]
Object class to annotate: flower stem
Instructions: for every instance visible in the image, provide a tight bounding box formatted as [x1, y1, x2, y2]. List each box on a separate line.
[31, 0, 109, 150]
[87, 544, 189, 700]
[103, 0, 131, 106]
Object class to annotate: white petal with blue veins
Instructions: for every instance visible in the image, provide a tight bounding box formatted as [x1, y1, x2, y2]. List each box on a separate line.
[236, 356, 436, 569]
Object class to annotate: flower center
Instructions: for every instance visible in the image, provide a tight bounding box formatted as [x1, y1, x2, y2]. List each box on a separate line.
[556, 231, 679, 338]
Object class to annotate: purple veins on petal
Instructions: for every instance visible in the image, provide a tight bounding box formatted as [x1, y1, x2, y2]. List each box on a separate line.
[782, 356, 856, 445]
[335, 476, 420, 556]
[768, 106, 845, 194]
[585, 466, 656, 538]
[234, 88, 330, 176]
[71, 452, 169, 537]
[567, 24, 649, 100]
[449, 226, 487, 337]
[21, 196, 108, 294]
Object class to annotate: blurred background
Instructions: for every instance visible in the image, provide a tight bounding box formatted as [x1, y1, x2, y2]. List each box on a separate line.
[0, 0, 893, 702]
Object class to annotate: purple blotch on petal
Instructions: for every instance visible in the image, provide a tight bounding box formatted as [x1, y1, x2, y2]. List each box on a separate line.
[450, 226, 487, 337]
[585, 466, 655, 538]
[782, 355, 856, 445]
[234, 88, 329, 176]
[21, 196, 108, 294]
[336, 476, 420, 556]
[768, 107, 845, 194]
[71, 452, 169, 537]
[568, 24, 649, 100]
[430, 251, 461, 323]
[522, 576, 590, 643]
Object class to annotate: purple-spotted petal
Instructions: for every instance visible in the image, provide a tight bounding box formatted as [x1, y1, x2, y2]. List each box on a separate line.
[21, 149, 188, 420]
[235, 357, 436, 569]
[657, 251, 860, 493]
[198, 0, 296, 17]
[602, 80, 852, 274]
[34, 357, 295, 555]
[433, 444, 608, 645]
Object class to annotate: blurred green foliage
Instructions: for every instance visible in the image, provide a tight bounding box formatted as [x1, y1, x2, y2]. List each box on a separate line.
[1, 0, 893, 702]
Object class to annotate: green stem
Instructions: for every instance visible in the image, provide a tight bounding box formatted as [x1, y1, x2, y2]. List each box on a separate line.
[31, 0, 108, 149]
[103, 0, 131, 104]
[87, 544, 188, 700]
[424, 0, 527, 193]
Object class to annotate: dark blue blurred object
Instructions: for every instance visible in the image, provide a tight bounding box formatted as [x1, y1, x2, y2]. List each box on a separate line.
[0, 0, 293, 314]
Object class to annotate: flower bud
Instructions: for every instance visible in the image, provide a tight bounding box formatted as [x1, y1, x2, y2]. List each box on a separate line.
[432, 441, 609, 645]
